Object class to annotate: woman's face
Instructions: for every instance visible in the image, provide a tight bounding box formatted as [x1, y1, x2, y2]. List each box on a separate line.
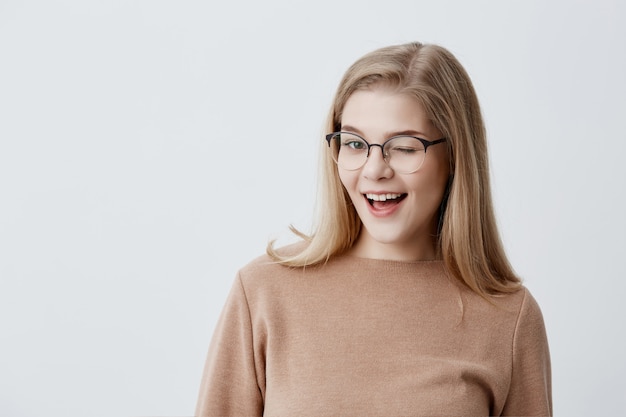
[338, 86, 450, 261]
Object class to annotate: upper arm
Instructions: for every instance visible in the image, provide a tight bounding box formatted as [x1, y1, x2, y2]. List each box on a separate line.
[501, 289, 552, 416]
[195, 273, 264, 417]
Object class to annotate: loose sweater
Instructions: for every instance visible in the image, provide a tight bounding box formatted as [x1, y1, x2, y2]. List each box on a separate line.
[196, 252, 552, 416]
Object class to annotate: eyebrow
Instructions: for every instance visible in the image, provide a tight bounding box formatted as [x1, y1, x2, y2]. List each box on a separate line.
[340, 124, 428, 139]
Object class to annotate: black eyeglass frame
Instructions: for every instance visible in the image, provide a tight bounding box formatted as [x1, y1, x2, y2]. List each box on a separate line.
[325, 131, 447, 172]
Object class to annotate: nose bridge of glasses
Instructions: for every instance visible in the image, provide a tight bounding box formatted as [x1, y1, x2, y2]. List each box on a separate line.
[367, 143, 388, 159]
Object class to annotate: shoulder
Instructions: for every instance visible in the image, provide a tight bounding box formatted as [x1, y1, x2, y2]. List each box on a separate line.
[471, 284, 542, 314]
[491, 287, 550, 359]
[515, 288, 545, 321]
[239, 242, 307, 277]
[236, 242, 314, 293]
[456, 284, 546, 339]
[509, 287, 549, 345]
[495, 286, 546, 330]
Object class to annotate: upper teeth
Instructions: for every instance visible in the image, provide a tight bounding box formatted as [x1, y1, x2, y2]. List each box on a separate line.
[366, 193, 402, 201]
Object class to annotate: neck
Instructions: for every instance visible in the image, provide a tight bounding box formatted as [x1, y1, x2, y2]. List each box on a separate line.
[349, 234, 440, 262]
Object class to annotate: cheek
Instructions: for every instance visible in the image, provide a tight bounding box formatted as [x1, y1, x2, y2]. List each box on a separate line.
[338, 169, 353, 190]
[418, 151, 450, 194]
[338, 170, 361, 200]
[405, 166, 450, 205]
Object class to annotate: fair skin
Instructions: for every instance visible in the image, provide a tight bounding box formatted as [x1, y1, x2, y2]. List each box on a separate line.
[339, 86, 450, 261]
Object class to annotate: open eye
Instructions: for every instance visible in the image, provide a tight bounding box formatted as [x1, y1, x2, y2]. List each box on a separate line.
[339, 134, 368, 152]
[344, 140, 366, 150]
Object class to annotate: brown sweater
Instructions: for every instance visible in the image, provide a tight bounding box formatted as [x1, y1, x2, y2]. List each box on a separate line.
[196, 253, 552, 416]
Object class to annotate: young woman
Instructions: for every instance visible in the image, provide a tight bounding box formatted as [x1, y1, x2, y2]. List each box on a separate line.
[196, 42, 552, 416]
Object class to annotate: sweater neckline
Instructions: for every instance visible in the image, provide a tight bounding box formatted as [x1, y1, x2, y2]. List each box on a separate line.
[333, 253, 446, 275]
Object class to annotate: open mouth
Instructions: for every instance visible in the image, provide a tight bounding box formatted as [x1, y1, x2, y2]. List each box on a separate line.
[364, 193, 407, 208]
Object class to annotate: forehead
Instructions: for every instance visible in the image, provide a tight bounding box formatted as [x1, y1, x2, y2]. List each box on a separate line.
[341, 87, 436, 139]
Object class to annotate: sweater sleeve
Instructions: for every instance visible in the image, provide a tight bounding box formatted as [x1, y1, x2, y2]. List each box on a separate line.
[195, 273, 264, 416]
[501, 288, 552, 416]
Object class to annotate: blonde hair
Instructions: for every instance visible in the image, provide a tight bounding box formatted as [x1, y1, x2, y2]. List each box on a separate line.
[267, 42, 521, 296]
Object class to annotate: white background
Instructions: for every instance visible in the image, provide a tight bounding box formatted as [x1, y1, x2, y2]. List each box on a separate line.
[1, 0, 625, 415]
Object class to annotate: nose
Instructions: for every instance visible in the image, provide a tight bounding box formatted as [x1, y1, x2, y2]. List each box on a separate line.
[362, 144, 393, 180]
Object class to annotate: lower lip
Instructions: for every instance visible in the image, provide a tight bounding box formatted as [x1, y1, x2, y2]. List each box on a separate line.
[365, 196, 404, 217]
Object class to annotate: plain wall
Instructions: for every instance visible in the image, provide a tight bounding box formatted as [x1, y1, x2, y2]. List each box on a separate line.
[1, 0, 625, 415]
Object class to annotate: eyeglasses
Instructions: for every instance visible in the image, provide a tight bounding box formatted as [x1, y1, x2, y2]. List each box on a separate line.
[325, 131, 447, 174]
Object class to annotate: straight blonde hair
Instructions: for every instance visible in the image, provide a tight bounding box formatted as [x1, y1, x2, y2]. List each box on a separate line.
[268, 42, 521, 296]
